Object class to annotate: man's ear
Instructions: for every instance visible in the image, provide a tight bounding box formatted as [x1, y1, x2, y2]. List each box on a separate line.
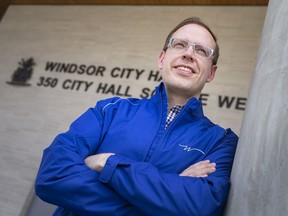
[206, 65, 217, 83]
[158, 51, 165, 69]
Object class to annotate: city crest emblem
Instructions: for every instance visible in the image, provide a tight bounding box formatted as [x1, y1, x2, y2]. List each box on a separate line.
[6, 57, 35, 86]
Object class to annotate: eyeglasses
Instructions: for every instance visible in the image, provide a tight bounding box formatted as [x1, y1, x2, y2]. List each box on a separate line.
[168, 38, 215, 59]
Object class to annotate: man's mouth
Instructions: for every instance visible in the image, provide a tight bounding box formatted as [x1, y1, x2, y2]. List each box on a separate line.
[175, 65, 195, 74]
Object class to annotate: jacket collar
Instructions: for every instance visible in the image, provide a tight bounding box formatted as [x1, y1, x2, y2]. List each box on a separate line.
[153, 82, 205, 120]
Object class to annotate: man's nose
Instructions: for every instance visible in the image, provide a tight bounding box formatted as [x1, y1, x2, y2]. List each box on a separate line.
[182, 45, 196, 61]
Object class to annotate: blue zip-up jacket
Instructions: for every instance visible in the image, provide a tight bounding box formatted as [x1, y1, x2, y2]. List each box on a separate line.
[35, 83, 238, 216]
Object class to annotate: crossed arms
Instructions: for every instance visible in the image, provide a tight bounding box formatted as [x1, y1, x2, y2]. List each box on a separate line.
[85, 153, 216, 178]
[35, 105, 237, 216]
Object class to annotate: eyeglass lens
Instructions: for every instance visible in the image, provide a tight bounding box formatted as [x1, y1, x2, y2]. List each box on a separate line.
[169, 38, 213, 58]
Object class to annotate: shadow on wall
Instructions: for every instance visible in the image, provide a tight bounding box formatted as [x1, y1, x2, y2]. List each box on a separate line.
[23, 194, 56, 216]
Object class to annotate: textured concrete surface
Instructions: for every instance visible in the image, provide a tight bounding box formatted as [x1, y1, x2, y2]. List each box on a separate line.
[224, 0, 288, 215]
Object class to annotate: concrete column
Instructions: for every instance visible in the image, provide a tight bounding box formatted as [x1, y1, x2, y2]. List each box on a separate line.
[224, 0, 288, 215]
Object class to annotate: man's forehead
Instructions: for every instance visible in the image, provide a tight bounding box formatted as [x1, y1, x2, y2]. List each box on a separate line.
[173, 24, 216, 46]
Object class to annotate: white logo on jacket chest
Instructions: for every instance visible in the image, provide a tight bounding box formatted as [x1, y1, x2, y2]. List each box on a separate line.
[178, 144, 205, 155]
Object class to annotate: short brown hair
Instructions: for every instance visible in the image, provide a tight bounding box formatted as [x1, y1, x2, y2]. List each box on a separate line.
[163, 17, 219, 65]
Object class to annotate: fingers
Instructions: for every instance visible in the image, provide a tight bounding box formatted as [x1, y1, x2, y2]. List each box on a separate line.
[85, 153, 114, 172]
[179, 160, 216, 178]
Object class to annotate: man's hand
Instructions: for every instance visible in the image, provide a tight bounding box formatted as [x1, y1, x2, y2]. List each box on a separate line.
[85, 153, 115, 172]
[180, 160, 216, 178]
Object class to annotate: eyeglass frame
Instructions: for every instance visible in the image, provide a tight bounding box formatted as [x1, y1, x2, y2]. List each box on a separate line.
[167, 38, 215, 59]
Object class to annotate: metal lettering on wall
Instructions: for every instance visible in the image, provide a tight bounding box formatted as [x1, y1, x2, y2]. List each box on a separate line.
[7, 58, 247, 111]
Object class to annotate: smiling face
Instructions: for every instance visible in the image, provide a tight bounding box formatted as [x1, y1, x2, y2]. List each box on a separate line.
[158, 24, 217, 100]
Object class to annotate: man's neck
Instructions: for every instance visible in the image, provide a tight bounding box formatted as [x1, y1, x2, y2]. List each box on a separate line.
[167, 92, 194, 109]
[166, 90, 200, 110]
[165, 85, 200, 109]
[167, 97, 185, 110]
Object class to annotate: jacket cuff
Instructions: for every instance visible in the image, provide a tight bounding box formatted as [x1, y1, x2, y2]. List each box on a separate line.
[98, 154, 130, 183]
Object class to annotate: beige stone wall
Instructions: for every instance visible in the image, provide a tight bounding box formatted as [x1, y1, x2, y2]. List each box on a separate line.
[0, 5, 266, 216]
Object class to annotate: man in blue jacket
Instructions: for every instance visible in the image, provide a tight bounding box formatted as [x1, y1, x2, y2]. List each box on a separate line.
[35, 17, 238, 216]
